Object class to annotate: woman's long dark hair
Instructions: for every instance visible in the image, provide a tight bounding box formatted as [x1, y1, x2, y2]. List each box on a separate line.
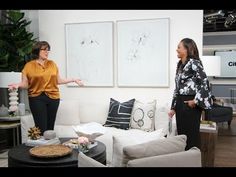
[176, 38, 201, 74]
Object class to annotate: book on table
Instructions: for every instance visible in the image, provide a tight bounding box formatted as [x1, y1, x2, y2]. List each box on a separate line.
[200, 120, 217, 131]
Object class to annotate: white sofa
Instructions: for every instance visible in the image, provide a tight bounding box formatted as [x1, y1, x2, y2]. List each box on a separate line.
[21, 99, 177, 167]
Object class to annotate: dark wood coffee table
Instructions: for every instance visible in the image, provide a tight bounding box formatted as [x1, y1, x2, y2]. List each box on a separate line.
[8, 139, 106, 167]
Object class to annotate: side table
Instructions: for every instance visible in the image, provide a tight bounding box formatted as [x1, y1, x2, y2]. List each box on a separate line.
[8, 139, 106, 167]
[0, 116, 21, 147]
[200, 124, 218, 167]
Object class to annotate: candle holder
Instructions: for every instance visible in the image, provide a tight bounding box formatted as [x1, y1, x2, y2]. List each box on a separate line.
[8, 88, 19, 116]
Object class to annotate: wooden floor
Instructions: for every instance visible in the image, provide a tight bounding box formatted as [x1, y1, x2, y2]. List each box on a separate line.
[215, 136, 236, 167]
[214, 116, 236, 167]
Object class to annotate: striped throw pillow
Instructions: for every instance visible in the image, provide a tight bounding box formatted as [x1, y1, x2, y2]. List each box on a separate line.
[104, 98, 135, 130]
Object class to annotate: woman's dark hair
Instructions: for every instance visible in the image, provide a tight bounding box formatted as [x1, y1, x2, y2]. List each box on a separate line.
[176, 38, 201, 74]
[31, 41, 51, 59]
[181, 38, 199, 60]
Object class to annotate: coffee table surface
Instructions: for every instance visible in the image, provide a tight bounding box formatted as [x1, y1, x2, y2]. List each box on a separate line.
[8, 138, 106, 167]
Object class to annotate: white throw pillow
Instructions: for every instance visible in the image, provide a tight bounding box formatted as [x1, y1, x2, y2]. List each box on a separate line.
[130, 100, 156, 132]
[112, 128, 165, 167]
[55, 100, 80, 125]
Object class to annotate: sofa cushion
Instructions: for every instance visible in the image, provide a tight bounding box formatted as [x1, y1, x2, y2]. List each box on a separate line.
[123, 134, 187, 163]
[127, 147, 201, 167]
[55, 100, 80, 125]
[104, 98, 135, 130]
[130, 100, 156, 132]
[54, 125, 78, 138]
[112, 128, 165, 167]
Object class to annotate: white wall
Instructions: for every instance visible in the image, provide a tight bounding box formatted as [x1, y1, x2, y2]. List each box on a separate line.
[36, 10, 203, 123]
[22, 10, 39, 39]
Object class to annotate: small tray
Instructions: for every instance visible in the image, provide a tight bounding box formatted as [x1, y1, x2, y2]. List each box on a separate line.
[29, 144, 72, 158]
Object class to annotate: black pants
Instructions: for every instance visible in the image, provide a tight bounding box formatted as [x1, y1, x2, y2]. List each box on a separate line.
[29, 92, 60, 134]
[175, 95, 202, 150]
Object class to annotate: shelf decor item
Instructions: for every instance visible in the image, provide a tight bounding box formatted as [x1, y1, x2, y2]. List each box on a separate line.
[0, 104, 9, 117]
[0, 72, 21, 116]
[28, 126, 41, 140]
[77, 136, 90, 153]
[8, 88, 19, 116]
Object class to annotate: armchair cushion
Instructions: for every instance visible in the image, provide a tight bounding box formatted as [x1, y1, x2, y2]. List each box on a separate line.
[112, 128, 165, 167]
[123, 134, 187, 163]
[127, 147, 201, 167]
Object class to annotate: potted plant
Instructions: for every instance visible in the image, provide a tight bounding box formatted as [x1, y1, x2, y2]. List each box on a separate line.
[0, 10, 37, 115]
[0, 10, 37, 72]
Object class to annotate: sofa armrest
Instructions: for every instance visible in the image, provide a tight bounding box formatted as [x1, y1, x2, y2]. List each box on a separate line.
[78, 152, 107, 167]
[127, 147, 201, 167]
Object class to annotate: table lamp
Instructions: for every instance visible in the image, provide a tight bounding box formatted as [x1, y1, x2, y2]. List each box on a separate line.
[0, 72, 21, 115]
[201, 56, 221, 77]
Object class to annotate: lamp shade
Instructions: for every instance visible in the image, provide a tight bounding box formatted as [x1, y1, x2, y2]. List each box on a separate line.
[201, 56, 221, 76]
[0, 72, 21, 88]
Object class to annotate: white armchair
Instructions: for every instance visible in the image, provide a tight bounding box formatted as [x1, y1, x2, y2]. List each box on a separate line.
[78, 135, 202, 167]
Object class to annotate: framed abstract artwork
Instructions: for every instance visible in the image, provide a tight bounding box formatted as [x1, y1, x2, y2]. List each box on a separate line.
[117, 18, 169, 87]
[65, 21, 114, 87]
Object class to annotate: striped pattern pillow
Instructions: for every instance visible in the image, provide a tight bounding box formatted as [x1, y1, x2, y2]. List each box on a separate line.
[104, 98, 135, 130]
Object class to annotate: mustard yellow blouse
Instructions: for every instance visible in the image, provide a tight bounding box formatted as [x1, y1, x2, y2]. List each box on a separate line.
[22, 59, 60, 99]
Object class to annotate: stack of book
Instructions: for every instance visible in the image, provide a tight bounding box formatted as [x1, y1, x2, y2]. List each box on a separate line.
[25, 137, 61, 147]
[200, 120, 217, 131]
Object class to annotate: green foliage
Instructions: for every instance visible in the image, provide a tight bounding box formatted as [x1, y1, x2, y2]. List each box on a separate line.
[0, 10, 37, 72]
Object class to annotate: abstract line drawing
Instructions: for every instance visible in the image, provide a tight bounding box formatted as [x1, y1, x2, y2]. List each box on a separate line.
[65, 21, 113, 87]
[128, 33, 150, 62]
[117, 18, 169, 87]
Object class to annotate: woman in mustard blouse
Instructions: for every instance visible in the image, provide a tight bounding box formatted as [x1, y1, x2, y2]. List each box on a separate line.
[8, 41, 84, 134]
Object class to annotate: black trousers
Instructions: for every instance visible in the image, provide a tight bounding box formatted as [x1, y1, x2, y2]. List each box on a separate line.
[29, 92, 60, 134]
[175, 95, 202, 150]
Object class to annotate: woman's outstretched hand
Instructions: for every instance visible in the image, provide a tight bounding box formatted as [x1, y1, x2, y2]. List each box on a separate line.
[8, 83, 19, 91]
[74, 79, 84, 86]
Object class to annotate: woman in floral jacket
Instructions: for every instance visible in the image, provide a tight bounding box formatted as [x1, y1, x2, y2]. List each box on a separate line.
[168, 38, 212, 150]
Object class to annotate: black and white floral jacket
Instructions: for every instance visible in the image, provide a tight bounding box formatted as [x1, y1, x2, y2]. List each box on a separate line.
[171, 58, 212, 110]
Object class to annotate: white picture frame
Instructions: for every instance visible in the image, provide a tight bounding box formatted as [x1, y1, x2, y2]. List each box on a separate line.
[117, 18, 169, 87]
[65, 21, 114, 87]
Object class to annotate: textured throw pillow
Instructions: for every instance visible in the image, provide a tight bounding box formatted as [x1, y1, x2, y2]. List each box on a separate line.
[104, 98, 135, 130]
[130, 100, 156, 132]
[123, 134, 187, 163]
[112, 128, 165, 167]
